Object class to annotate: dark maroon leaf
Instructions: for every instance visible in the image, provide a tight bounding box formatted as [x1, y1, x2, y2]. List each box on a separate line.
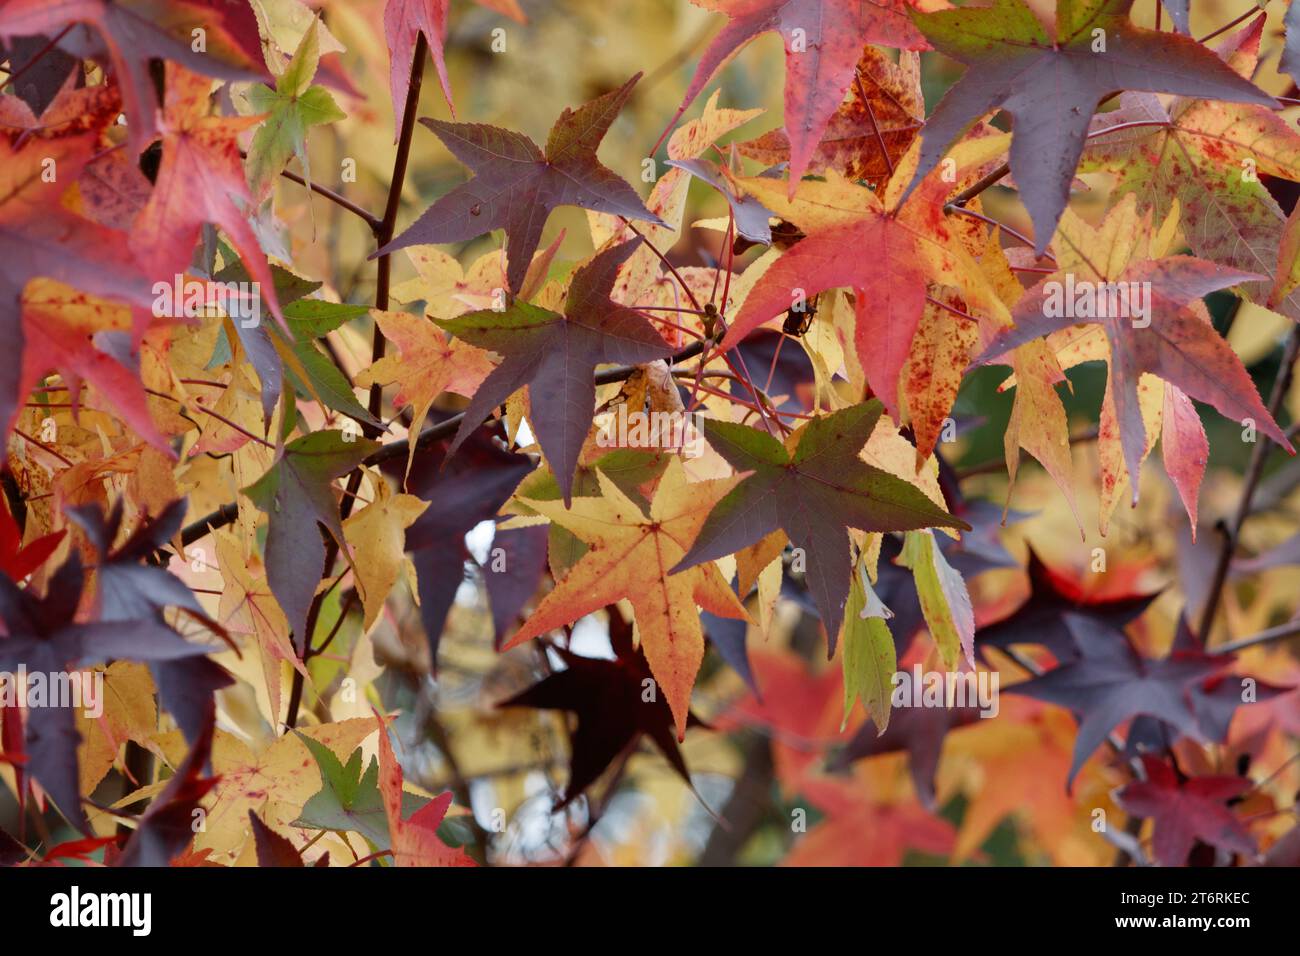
[117, 715, 218, 867]
[375, 74, 662, 293]
[497, 612, 699, 809]
[975, 545, 1160, 664]
[1008, 615, 1224, 789]
[1116, 755, 1255, 865]
[0, 34, 79, 114]
[248, 809, 306, 867]
[400, 421, 534, 668]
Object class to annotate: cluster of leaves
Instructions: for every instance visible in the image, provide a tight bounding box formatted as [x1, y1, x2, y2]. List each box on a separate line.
[0, 0, 1297, 868]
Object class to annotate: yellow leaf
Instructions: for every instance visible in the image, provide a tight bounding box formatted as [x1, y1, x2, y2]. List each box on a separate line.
[342, 482, 429, 630]
[509, 456, 749, 737]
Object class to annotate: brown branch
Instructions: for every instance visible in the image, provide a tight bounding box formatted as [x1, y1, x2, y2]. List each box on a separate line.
[944, 161, 1010, 209]
[954, 426, 1100, 480]
[697, 733, 774, 866]
[238, 148, 381, 232]
[279, 167, 382, 233]
[1197, 328, 1300, 644]
[1198, 9, 1262, 44]
[285, 32, 429, 732]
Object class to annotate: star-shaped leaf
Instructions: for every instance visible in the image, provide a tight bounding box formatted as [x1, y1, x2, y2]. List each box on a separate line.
[902, 0, 1275, 251]
[375, 75, 662, 294]
[1008, 614, 1224, 789]
[244, 18, 346, 201]
[147, 718, 375, 861]
[725, 141, 1009, 418]
[507, 456, 750, 737]
[1116, 755, 1255, 866]
[672, 401, 969, 652]
[977, 196, 1293, 494]
[438, 239, 677, 502]
[498, 614, 700, 809]
[355, 308, 492, 477]
[293, 734, 390, 849]
[975, 545, 1159, 664]
[661, 0, 928, 192]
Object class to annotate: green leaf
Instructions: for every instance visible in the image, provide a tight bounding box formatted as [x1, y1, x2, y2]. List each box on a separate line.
[283, 299, 370, 338]
[283, 340, 382, 429]
[675, 401, 969, 653]
[245, 19, 346, 200]
[293, 739, 426, 849]
[841, 564, 896, 733]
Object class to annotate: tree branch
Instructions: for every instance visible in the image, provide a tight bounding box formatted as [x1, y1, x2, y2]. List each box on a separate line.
[1196, 328, 1300, 643]
[284, 32, 429, 731]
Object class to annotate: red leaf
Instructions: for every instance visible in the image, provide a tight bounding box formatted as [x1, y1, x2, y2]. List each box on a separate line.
[384, 0, 455, 130]
[1117, 755, 1255, 866]
[659, 0, 926, 191]
[0, 0, 264, 156]
[0, 505, 64, 582]
[130, 62, 285, 330]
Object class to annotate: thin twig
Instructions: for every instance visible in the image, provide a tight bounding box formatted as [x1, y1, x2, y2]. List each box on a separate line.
[1197, 329, 1300, 643]
[280, 167, 382, 233]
